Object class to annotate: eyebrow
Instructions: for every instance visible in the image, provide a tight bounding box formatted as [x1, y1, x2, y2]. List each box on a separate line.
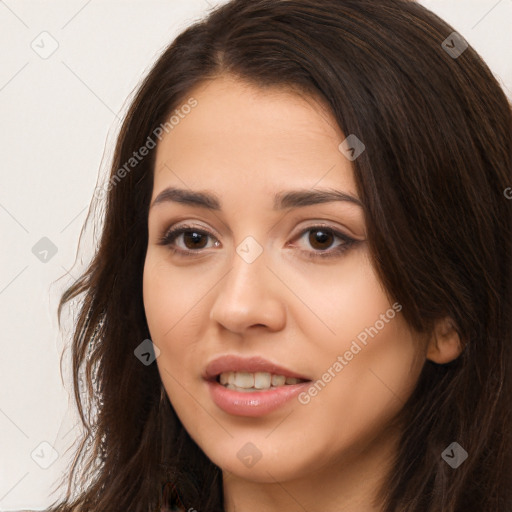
[150, 186, 363, 211]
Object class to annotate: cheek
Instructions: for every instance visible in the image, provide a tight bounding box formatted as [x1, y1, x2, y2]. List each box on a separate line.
[142, 253, 209, 340]
[142, 253, 210, 403]
[143, 256, 192, 382]
[284, 246, 394, 347]
[143, 253, 184, 325]
[293, 251, 424, 437]
[294, 317, 423, 470]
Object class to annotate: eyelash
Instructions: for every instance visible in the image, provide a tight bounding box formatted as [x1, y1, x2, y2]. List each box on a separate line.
[158, 223, 357, 260]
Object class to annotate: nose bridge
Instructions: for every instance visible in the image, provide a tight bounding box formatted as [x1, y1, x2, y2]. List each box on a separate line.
[209, 237, 286, 333]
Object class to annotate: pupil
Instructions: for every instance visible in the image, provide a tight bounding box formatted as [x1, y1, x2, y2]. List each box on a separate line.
[184, 231, 207, 249]
[309, 229, 332, 250]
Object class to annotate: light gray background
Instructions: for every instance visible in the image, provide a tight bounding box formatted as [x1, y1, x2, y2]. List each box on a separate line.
[1, 0, 511, 509]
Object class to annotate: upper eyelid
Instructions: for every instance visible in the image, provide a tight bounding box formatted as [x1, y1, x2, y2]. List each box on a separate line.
[163, 223, 221, 241]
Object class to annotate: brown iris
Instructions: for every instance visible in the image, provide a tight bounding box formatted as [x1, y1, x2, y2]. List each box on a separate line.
[183, 231, 209, 249]
[308, 229, 334, 250]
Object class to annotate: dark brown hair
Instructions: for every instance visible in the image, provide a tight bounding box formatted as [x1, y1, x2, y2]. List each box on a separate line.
[47, 0, 512, 511]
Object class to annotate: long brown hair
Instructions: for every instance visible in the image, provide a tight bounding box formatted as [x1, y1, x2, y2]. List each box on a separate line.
[47, 1, 512, 511]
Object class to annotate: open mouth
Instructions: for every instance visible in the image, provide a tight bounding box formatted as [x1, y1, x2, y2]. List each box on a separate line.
[215, 371, 310, 393]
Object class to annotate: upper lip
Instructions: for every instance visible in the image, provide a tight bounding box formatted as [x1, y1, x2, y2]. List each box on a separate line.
[204, 355, 312, 382]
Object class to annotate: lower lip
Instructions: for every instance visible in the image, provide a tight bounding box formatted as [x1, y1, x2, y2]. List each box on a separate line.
[206, 379, 312, 417]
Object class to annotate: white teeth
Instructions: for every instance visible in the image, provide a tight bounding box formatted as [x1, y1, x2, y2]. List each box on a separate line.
[254, 372, 271, 389]
[218, 371, 304, 390]
[234, 372, 254, 388]
[271, 374, 286, 386]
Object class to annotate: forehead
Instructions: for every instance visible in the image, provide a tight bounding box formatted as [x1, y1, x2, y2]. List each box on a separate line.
[152, 75, 356, 199]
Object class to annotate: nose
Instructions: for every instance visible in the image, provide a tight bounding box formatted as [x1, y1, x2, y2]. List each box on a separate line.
[209, 247, 287, 335]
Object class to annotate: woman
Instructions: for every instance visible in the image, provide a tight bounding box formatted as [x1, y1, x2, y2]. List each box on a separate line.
[43, 0, 512, 511]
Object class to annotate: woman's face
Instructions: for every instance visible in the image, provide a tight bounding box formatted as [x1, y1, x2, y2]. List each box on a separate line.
[143, 75, 427, 484]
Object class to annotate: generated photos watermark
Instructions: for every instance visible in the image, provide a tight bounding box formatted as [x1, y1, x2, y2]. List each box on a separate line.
[298, 302, 402, 405]
[94, 97, 198, 199]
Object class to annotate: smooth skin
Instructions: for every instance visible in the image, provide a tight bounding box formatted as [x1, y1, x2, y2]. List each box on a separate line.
[143, 75, 462, 512]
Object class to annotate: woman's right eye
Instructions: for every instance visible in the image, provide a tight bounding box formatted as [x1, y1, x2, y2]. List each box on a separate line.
[158, 224, 221, 256]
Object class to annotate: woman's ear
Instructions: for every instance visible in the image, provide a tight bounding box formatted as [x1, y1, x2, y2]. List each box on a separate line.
[426, 316, 463, 364]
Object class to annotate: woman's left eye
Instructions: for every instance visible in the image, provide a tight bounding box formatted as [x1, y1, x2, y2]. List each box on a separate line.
[157, 224, 357, 259]
[293, 226, 356, 259]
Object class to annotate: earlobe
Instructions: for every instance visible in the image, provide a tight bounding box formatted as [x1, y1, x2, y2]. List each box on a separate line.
[426, 317, 463, 364]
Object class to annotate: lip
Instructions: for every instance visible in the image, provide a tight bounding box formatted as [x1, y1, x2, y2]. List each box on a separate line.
[203, 355, 312, 417]
[203, 355, 311, 382]
[206, 380, 312, 417]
